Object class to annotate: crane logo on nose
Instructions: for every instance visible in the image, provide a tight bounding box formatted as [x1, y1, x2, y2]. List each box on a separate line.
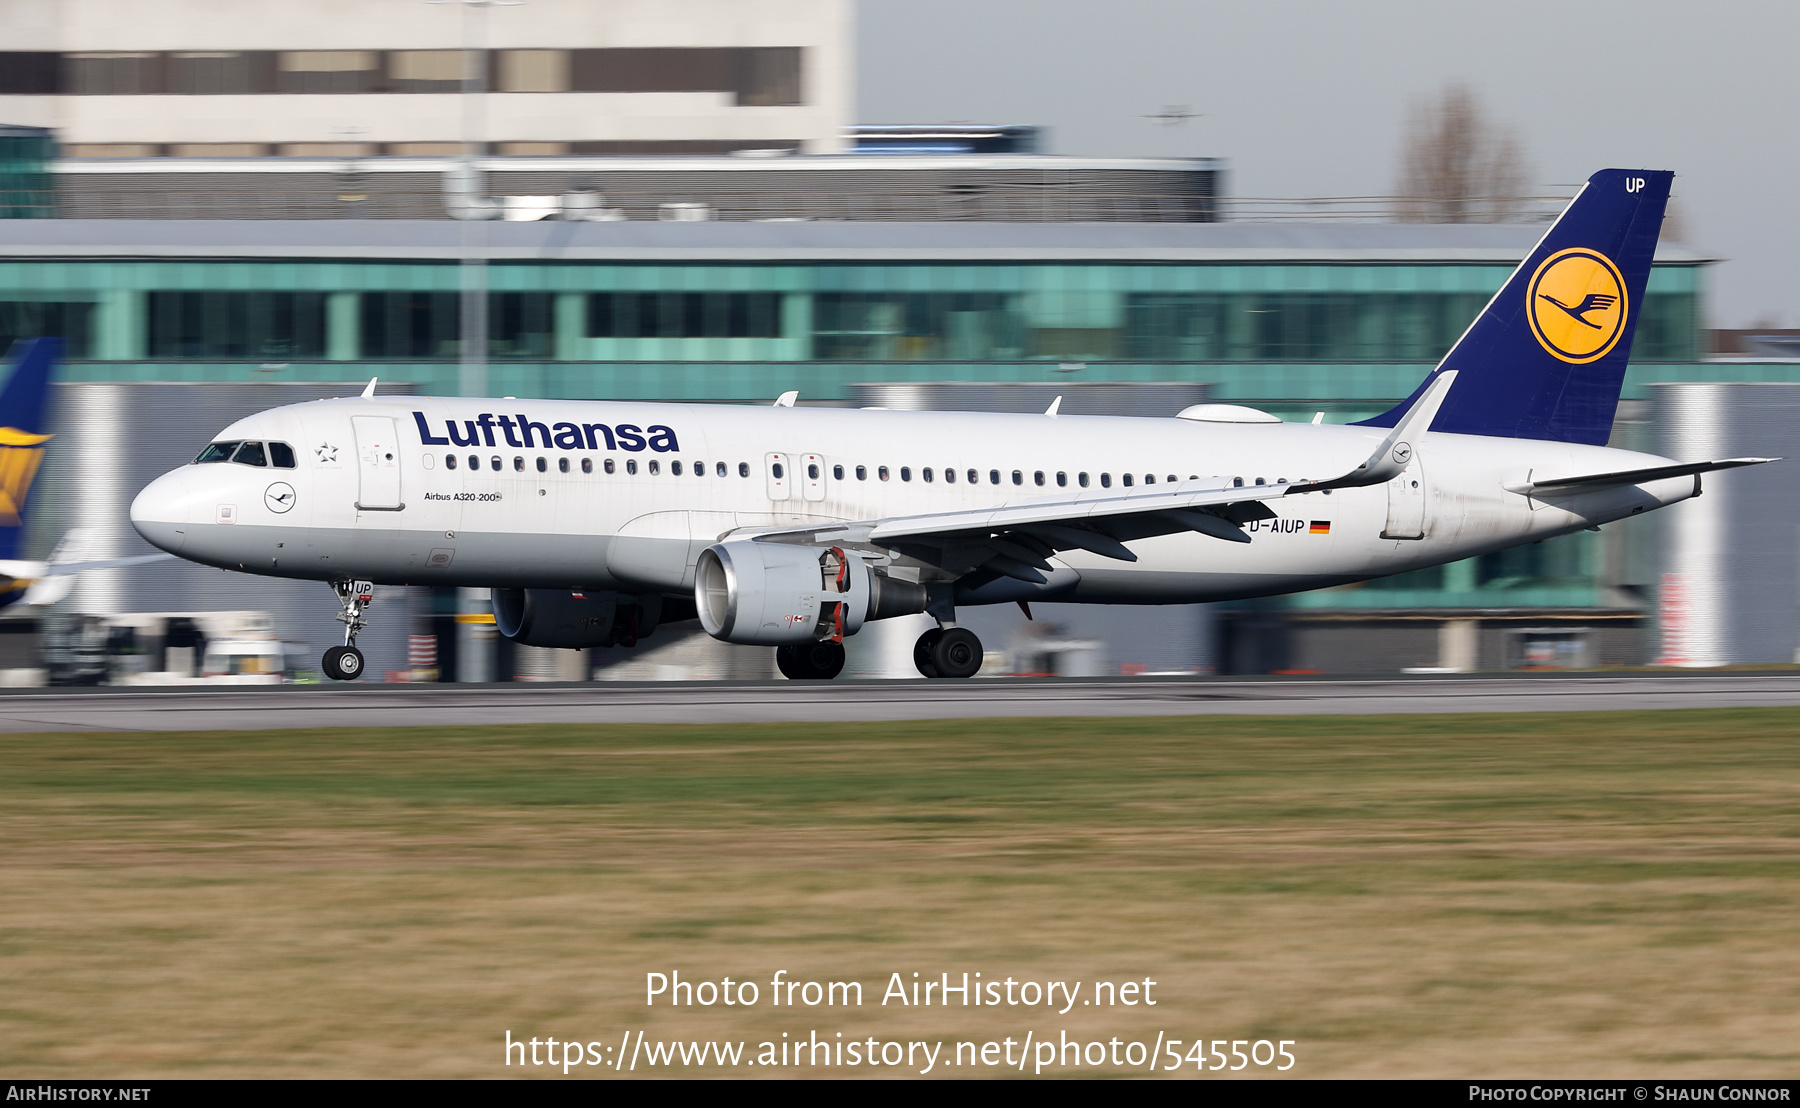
[265, 482, 297, 514]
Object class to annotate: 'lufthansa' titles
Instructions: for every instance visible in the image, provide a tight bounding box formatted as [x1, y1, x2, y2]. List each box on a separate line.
[413, 412, 679, 453]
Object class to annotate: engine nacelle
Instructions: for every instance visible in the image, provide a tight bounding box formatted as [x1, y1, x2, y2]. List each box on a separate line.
[492, 589, 660, 648]
[695, 541, 878, 646]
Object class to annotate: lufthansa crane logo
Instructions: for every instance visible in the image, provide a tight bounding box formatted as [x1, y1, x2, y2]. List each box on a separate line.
[0, 426, 51, 527]
[1526, 248, 1629, 364]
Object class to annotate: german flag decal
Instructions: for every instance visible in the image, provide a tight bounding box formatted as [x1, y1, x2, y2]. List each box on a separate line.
[1309, 521, 1331, 535]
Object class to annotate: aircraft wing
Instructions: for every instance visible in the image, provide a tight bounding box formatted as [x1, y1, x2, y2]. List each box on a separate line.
[0, 553, 174, 584]
[1503, 457, 1778, 497]
[745, 478, 1296, 584]
[33, 553, 175, 576]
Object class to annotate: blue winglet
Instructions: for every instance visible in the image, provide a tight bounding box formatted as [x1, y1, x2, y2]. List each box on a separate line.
[1357, 169, 1673, 446]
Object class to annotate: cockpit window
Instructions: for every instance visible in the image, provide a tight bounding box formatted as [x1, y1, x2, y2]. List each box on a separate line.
[233, 442, 268, 467]
[196, 442, 240, 463]
[268, 442, 296, 469]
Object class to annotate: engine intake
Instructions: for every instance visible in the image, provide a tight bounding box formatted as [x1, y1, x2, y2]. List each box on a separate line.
[696, 541, 920, 646]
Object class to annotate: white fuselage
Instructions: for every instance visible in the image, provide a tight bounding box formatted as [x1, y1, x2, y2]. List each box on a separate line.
[128, 396, 1696, 605]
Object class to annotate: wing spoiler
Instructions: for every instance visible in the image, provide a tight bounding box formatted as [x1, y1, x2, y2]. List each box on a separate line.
[1502, 457, 1779, 497]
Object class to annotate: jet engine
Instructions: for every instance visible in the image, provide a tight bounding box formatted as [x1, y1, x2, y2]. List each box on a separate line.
[695, 541, 924, 646]
[492, 589, 663, 649]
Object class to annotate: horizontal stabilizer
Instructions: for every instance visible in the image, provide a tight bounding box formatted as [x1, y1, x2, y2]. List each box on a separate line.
[1503, 457, 1778, 496]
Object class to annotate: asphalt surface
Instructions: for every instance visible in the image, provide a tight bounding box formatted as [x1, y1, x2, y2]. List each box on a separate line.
[0, 673, 1796, 732]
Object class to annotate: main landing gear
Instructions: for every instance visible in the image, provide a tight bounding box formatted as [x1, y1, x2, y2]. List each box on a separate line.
[776, 640, 846, 680]
[913, 626, 983, 679]
[324, 579, 372, 681]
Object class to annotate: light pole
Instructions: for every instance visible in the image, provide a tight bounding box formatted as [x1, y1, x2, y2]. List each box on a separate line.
[429, 0, 518, 684]
[429, 0, 519, 400]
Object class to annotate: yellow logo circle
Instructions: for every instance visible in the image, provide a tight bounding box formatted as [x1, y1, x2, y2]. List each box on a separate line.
[1526, 248, 1628, 364]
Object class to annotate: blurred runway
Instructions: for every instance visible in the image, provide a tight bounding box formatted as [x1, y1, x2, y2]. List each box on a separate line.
[1, 673, 1798, 732]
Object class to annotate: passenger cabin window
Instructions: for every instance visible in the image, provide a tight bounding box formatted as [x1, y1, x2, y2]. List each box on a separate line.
[900, 467, 912, 482]
[648, 460, 660, 475]
[923, 467, 934, 483]
[558, 457, 568, 473]
[469, 455, 481, 470]
[771, 462, 784, 479]
[583, 458, 594, 474]
[967, 469, 977, 485]
[1101, 473, 1112, 488]
[233, 442, 267, 467]
[738, 462, 749, 477]
[879, 466, 890, 481]
[536, 457, 548, 473]
[1056, 472, 1066, 487]
[269, 442, 296, 468]
[490, 455, 501, 470]
[196, 441, 239, 463]
[832, 464, 844, 480]
[1034, 471, 1045, 486]
[626, 459, 637, 475]
[672, 461, 683, 476]
[514, 457, 525, 472]
[1078, 473, 1089, 488]
[445, 454, 458, 470]
[1011, 470, 1022, 486]
[856, 465, 867, 481]
[1122, 473, 1133, 487]
[716, 462, 727, 477]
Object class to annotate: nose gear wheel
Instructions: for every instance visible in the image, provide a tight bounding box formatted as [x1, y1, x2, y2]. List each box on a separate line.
[322, 644, 365, 681]
[324, 579, 374, 681]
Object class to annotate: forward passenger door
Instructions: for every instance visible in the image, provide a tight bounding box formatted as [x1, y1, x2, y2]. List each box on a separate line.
[352, 415, 403, 511]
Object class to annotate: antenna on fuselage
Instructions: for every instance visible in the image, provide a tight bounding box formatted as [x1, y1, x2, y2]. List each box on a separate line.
[1045, 396, 1062, 417]
[773, 390, 798, 407]
[361, 377, 378, 399]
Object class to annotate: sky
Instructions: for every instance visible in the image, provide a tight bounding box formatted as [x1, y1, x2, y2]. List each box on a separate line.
[858, 0, 1800, 329]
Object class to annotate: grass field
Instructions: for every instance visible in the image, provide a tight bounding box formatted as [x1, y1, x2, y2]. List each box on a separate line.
[4, 708, 1800, 1078]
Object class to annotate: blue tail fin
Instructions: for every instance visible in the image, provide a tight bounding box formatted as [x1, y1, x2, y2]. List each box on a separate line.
[1357, 169, 1672, 445]
[0, 338, 60, 560]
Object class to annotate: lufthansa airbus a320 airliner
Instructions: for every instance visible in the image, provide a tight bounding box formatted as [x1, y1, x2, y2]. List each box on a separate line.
[129, 170, 1771, 681]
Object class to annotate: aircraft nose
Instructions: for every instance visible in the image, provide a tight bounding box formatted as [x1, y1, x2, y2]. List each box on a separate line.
[129, 468, 197, 555]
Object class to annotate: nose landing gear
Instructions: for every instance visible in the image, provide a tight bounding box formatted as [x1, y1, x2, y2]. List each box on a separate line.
[324, 579, 373, 681]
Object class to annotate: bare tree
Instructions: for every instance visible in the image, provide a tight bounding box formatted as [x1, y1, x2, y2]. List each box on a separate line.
[1394, 84, 1531, 223]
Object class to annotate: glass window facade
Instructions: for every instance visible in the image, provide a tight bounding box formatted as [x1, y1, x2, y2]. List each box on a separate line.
[359, 292, 459, 359]
[0, 257, 1704, 372]
[0, 301, 91, 358]
[147, 292, 324, 358]
[586, 292, 782, 340]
